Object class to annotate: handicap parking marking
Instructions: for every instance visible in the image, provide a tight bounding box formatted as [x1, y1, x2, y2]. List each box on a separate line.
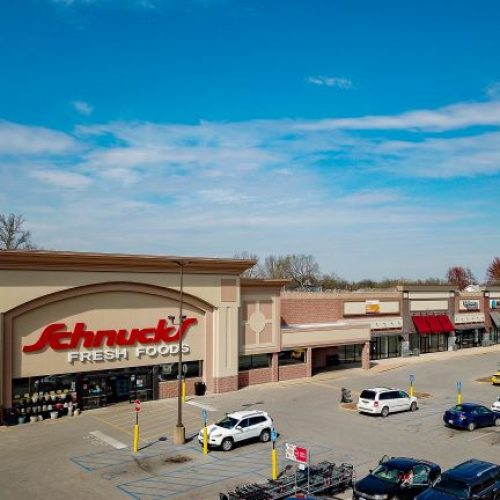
[115, 438, 336, 500]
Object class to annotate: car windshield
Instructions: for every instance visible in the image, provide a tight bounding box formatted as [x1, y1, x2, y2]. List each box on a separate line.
[434, 477, 469, 499]
[372, 464, 405, 483]
[360, 390, 376, 400]
[215, 416, 238, 429]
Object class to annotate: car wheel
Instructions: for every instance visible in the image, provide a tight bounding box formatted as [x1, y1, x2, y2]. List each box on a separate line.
[381, 406, 390, 418]
[467, 422, 476, 432]
[260, 429, 271, 443]
[221, 438, 233, 451]
[494, 418, 500, 427]
[410, 402, 417, 412]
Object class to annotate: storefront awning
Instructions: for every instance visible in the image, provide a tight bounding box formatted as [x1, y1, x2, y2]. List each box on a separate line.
[491, 312, 500, 329]
[426, 315, 444, 333]
[437, 314, 455, 333]
[412, 315, 431, 334]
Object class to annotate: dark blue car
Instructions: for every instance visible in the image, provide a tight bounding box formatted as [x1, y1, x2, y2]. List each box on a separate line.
[354, 457, 441, 500]
[416, 459, 500, 500]
[443, 403, 500, 432]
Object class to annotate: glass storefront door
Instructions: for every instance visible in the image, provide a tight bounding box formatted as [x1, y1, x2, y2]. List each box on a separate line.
[419, 334, 448, 354]
[370, 335, 401, 360]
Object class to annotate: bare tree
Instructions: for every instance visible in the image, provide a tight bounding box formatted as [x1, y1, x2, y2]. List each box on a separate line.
[0, 213, 36, 250]
[233, 251, 261, 278]
[446, 266, 476, 290]
[288, 254, 320, 289]
[260, 255, 292, 280]
[486, 257, 500, 283]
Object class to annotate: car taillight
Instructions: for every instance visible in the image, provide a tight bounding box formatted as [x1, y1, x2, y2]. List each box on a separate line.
[374, 401, 379, 407]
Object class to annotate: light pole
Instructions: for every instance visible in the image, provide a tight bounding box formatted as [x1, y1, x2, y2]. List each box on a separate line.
[173, 260, 187, 445]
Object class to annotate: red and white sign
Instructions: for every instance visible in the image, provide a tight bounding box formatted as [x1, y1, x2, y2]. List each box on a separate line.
[134, 400, 141, 413]
[23, 318, 198, 352]
[285, 443, 309, 464]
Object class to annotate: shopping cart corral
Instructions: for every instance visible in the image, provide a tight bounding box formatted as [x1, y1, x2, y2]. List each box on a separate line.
[220, 461, 354, 500]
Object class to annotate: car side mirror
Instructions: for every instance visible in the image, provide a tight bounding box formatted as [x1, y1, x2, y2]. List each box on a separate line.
[236, 426, 242, 431]
[369, 469, 373, 474]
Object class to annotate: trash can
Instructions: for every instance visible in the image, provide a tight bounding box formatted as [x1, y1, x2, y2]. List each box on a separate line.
[194, 382, 207, 396]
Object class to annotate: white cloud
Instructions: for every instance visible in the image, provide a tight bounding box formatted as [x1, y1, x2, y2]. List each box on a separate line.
[295, 100, 500, 132]
[72, 100, 94, 116]
[0, 120, 77, 155]
[307, 75, 352, 89]
[2, 95, 500, 280]
[30, 169, 92, 189]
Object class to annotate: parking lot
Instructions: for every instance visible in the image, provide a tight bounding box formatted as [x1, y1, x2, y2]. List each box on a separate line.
[0, 346, 499, 499]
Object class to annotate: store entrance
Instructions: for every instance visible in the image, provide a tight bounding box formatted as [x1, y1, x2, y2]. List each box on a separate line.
[419, 334, 449, 354]
[77, 368, 155, 410]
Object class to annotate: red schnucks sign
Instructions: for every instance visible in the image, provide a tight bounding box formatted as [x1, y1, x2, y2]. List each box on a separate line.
[22, 318, 198, 352]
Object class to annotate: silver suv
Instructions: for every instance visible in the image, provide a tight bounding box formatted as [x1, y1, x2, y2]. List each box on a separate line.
[357, 387, 418, 417]
[198, 410, 273, 451]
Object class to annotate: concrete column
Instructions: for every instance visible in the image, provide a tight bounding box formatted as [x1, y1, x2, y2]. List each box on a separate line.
[361, 342, 370, 370]
[306, 348, 313, 377]
[271, 352, 279, 382]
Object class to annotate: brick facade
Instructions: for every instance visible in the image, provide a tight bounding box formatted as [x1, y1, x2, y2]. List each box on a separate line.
[278, 363, 308, 381]
[281, 294, 343, 325]
[158, 377, 203, 399]
[238, 367, 273, 388]
[212, 375, 239, 393]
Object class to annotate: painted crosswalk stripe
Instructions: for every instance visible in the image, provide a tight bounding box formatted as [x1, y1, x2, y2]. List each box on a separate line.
[89, 431, 128, 449]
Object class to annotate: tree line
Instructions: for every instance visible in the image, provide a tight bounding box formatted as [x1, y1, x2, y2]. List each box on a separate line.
[1, 213, 498, 290]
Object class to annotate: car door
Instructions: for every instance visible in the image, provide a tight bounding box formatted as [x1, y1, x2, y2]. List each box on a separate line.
[234, 418, 251, 442]
[387, 391, 401, 412]
[410, 464, 432, 497]
[477, 406, 495, 427]
[246, 416, 266, 439]
[398, 390, 411, 411]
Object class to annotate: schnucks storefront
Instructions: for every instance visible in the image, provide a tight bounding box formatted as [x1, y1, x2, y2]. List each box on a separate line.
[0, 250, 372, 425]
[1, 251, 499, 426]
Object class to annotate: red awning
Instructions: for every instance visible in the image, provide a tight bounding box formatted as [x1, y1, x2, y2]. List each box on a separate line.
[426, 315, 444, 334]
[412, 315, 431, 334]
[437, 314, 455, 333]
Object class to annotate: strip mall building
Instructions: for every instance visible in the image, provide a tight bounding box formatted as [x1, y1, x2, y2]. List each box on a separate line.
[1, 251, 499, 420]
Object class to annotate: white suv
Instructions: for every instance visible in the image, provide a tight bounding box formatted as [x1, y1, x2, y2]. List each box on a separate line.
[198, 410, 273, 451]
[357, 387, 418, 417]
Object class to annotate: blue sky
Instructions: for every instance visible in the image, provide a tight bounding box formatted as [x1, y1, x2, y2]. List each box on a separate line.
[1, 0, 500, 280]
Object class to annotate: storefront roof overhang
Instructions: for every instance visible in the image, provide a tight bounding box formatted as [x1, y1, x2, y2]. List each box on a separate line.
[454, 323, 486, 331]
[0, 250, 256, 275]
[241, 278, 290, 290]
[491, 312, 500, 328]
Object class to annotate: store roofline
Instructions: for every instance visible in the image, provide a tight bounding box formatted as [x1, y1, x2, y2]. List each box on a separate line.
[0, 250, 256, 275]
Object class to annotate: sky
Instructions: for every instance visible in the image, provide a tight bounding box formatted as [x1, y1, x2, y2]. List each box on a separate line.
[0, 0, 499, 281]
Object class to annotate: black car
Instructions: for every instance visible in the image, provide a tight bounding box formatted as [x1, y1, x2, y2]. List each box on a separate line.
[415, 459, 500, 500]
[353, 457, 441, 500]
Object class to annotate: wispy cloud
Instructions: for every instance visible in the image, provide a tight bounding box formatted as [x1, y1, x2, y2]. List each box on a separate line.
[30, 169, 92, 189]
[2, 96, 500, 279]
[0, 120, 77, 155]
[307, 75, 352, 89]
[72, 100, 94, 116]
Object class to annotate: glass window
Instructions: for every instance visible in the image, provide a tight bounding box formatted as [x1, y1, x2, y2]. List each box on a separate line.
[248, 416, 266, 426]
[398, 391, 409, 398]
[435, 477, 469, 499]
[239, 354, 271, 370]
[278, 350, 305, 366]
[238, 418, 250, 428]
[215, 416, 238, 429]
[159, 361, 202, 381]
[412, 465, 430, 485]
[360, 390, 376, 400]
[372, 464, 405, 484]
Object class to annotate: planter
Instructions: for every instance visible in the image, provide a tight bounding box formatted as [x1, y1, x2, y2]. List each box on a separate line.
[29, 416, 38, 423]
[17, 416, 26, 425]
[50, 411, 58, 420]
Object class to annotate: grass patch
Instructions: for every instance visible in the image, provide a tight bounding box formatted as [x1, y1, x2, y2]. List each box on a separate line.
[340, 403, 358, 411]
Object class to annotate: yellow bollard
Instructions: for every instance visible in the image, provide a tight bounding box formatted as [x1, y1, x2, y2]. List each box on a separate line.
[203, 425, 208, 455]
[182, 379, 186, 402]
[133, 423, 140, 453]
[271, 446, 278, 480]
[409, 383, 414, 398]
[457, 390, 462, 405]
